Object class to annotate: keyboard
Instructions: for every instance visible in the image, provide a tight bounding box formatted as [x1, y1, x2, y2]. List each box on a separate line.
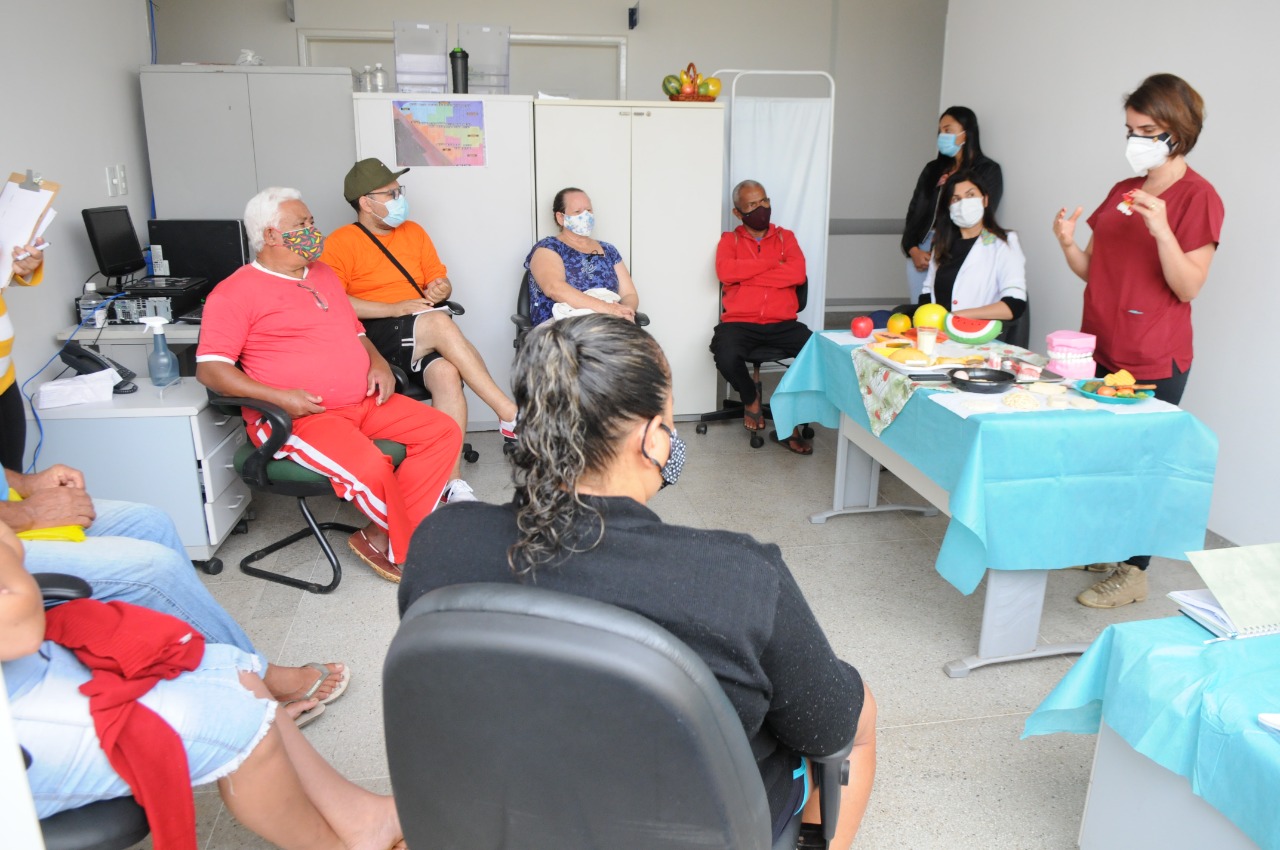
[179, 304, 203, 324]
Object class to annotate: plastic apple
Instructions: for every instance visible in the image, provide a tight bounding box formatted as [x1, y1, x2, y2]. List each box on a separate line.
[850, 316, 874, 338]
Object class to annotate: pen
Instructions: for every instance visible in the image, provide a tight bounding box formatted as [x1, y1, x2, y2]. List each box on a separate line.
[15, 242, 49, 261]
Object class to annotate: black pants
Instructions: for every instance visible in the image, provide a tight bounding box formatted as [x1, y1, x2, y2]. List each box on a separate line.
[0, 382, 26, 471]
[709, 321, 812, 407]
[1100, 360, 1191, 569]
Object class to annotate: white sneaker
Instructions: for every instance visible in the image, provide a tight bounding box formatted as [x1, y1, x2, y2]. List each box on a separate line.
[442, 479, 477, 504]
[500, 417, 518, 440]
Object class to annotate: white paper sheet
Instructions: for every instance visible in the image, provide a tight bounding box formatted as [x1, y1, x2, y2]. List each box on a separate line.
[0, 180, 54, 287]
[930, 387, 1182, 418]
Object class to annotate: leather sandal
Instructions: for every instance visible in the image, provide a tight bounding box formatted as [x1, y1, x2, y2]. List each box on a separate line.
[348, 529, 403, 583]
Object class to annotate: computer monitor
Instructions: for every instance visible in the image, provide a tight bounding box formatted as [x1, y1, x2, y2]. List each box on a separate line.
[81, 206, 147, 279]
[147, 219, 250, 286]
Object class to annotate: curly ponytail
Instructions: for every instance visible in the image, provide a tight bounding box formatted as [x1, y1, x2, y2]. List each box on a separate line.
[507, 315, 669, 576]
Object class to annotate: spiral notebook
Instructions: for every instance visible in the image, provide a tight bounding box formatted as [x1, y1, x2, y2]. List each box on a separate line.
[1168, 543, 1280, 640]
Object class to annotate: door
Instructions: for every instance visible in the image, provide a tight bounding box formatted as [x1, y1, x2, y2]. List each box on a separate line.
[631, 104, 724, 417]
[247, 71, 357, 235]
[141, 70, 257, 220]
[533, 102, 632, 263]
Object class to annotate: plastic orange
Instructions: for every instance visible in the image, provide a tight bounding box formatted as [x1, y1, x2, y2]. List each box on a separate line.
[913, 302, 949, 331]
[886, 313, 912, 334]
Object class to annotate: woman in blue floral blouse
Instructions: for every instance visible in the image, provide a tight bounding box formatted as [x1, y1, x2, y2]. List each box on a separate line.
[524, 187, 641, 326]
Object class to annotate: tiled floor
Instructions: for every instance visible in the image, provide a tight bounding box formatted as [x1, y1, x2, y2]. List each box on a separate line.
[165, 419, 1215, 850]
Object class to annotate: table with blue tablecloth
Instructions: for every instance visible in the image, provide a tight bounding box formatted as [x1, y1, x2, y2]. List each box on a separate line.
[770, 331, 1219, 675]
[1024, 617, 1280, 850]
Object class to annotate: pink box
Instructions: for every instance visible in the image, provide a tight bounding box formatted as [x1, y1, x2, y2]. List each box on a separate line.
[1046, 330, 1097, 379]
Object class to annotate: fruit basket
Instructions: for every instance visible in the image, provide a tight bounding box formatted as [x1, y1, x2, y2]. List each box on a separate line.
[664, 63, 718, 102]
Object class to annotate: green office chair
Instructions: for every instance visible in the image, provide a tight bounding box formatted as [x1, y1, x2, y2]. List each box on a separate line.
[211, 391, 407, 595]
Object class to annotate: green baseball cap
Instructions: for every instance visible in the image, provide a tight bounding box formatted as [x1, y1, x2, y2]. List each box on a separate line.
[344, 158, 410, 202]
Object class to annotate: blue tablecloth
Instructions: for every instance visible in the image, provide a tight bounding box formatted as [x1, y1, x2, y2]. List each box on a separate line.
[1024, 617, 1280, 850]
[770, 331, 1219, 594]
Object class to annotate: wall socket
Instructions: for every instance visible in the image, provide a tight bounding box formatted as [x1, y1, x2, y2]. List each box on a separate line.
[105, 164, 128, 197]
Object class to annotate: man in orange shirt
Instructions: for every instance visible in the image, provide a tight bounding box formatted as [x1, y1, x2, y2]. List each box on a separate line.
[321, 159, 517, 503]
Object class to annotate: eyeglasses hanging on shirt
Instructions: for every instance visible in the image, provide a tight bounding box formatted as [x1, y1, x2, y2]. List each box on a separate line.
[296, 282, 329, 312]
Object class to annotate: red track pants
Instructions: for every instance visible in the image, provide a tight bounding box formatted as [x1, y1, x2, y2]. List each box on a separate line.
[249, 394, 461, 562]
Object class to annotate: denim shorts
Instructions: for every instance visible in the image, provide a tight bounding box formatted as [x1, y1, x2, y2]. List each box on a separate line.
[13, 643, 275, 818]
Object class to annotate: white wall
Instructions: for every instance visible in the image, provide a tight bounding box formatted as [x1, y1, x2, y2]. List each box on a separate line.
[153, 0, 948, 310]
[941, 1, 1276, 545]
[0, 1, 153, 410]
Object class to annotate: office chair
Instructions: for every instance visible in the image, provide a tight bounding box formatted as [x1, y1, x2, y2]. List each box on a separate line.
[26, 574, 151, 850]
[384, 583, 851, 850]
[210, 390, 407, 594]
[695, 279, 814, 449]
[393, 300, 479, 464]
[511, 269, 650, 352]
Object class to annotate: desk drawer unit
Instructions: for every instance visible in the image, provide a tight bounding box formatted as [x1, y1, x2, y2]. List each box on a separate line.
[24, 382, 252, 563]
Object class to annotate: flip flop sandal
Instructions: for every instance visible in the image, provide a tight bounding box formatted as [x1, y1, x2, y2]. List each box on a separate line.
[297, 661, 352, 706]
[771, 429, 813, 455]
[284, 701, 326, 729]
[348, 530, 403, 583]
[744, 408, 766, 432]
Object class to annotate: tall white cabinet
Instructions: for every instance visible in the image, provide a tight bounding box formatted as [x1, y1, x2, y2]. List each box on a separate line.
[140, 65, 357, 235]
[533, 101, 725, 419]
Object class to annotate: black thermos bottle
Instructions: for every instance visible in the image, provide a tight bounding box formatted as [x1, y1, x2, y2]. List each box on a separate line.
[450, 47, 469, 93]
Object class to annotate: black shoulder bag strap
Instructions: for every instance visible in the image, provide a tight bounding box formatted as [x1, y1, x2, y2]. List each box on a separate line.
[355, 222, 428, 299]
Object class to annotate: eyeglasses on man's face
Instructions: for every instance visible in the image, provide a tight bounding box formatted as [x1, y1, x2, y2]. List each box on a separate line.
[366, 186, 406, 201]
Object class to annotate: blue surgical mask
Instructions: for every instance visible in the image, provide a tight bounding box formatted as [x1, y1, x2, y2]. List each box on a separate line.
[937, 132, 963, 157]
[378, 194, 410, 228]
[642, 422, 686, 489]
[561, 210, 594, 237]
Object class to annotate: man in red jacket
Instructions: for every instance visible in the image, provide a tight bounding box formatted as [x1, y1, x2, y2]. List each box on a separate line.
[711, 180, 812, 454]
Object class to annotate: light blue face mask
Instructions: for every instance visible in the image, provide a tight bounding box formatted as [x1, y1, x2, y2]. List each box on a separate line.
[937, 132, 963, 157]
[378, 194, 410, 228]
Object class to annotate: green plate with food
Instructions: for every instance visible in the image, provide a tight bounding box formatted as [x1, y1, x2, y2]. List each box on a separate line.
[1073, 379, 1155, 405]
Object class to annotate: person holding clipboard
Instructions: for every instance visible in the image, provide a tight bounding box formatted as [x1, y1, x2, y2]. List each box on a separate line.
[1, 238, 47, 470]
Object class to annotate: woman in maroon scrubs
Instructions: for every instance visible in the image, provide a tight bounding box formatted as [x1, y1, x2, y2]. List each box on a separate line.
[1052, 73, 1224, 610]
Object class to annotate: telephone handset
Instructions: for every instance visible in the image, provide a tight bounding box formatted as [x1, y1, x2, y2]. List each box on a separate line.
[59, 341, 138, 394]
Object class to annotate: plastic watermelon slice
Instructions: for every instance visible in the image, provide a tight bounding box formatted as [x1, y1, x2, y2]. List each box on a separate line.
[945, 314, 1002, 345]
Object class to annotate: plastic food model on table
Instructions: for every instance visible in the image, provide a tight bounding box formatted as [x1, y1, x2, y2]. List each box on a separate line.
[1046, 330, 1097, 380]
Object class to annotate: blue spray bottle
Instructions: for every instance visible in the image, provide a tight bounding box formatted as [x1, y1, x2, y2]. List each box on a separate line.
[139, 316, 180, 387]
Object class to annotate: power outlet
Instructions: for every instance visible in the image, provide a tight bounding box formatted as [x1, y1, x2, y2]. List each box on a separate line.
[116, 164, 128, 196]
[105, 165, 119, 197]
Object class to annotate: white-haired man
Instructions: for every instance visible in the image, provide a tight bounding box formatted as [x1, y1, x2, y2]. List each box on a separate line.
[196, 188, 461, 582]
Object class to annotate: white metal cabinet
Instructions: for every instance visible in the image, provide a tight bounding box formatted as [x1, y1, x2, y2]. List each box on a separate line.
[140, 65, 357, 235]
[23, 381, 251, 563]
[532, 101, 725, 418]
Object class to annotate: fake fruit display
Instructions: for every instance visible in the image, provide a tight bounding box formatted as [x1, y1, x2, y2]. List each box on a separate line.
[944, 314, 1003, 345]
[665, 63, 720, 100]
[850, 316, 874, 338]
[886, 312, 912, 334]
[912, 302, 949, 331]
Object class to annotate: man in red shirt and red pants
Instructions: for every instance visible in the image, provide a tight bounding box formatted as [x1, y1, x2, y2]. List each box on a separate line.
[197, 187, 461, 583]
[711, 179, 812, 454]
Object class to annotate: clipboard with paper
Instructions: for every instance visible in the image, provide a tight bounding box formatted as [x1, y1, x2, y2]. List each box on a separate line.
[0, 170, 60, 288]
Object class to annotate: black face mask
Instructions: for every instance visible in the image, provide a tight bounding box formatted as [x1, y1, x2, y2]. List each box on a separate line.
[739, 205, 771, 231]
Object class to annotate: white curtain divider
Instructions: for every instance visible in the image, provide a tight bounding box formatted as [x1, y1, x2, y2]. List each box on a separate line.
[716, 71, 835, 335]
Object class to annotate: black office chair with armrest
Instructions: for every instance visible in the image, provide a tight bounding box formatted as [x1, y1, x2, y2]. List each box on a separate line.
[209, 391, 406, 594]
[25, 574, 151, 850]
[384, 583, 851, 850]
[387, 307, 480, 464]
[511, 270, 650, 352]
[696, 279, 814, 449]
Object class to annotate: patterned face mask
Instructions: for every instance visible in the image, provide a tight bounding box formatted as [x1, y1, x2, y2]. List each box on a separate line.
[281, 226, 325, 262]
[642, 421, 686, 489]
[561, 210, 595, 237]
